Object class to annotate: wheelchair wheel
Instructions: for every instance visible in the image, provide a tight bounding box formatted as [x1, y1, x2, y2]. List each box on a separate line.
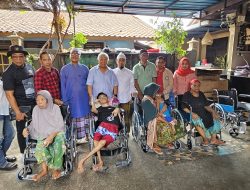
[132, 112, 140, 142]
[229, 128, 239, 137]
[174, 140, 181, 149]
[171, 108, 184, 130]
[187, 138, 192, 150]
[17, 166, 32, 181]
[210, 103, 226, 127]
[141, 143, 149, 153]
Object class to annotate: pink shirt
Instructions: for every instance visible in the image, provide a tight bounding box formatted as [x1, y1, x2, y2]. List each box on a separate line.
[173, 72, 196, 95]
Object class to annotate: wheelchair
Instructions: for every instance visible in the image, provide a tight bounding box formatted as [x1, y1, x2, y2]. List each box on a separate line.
[17, 105, 78, 181]
[210, 88, 250, 137]
[88, 109, 131, 168]
[131, 96, 187, 153]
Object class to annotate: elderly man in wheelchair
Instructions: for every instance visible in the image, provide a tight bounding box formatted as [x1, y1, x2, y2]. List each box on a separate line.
[182, 79, 225, 146]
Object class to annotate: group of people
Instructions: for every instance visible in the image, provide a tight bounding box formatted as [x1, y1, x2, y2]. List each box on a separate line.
[0, 44, 225, 181]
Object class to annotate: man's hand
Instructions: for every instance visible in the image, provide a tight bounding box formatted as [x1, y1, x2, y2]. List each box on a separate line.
[16, 112, 27, 121]
[22, 128, 29, 138]
[138, 91, 143, 100]
[54, 99, 63, 105]
[43, 135, 54, 147]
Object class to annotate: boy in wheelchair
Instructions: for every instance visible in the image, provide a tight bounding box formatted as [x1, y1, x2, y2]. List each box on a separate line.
[22, 90, 65, 181]
[77, 92, 120, 173]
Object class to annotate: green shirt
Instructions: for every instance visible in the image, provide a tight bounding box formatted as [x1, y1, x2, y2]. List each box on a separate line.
[132, 61, 157, 93]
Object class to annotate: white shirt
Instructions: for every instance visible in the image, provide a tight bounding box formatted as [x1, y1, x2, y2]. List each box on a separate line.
[113, 67, 137, 103]
[0, 80, 9, 115]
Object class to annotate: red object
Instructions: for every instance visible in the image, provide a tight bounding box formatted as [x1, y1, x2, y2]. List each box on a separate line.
[147, 48, 160, 53]
[176, 57, 195, 76]
[202, 59, 207, 65]
[156, 70, 164, 94]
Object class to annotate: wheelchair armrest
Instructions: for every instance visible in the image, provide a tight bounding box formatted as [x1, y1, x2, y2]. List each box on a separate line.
[238, 94, 250, 99]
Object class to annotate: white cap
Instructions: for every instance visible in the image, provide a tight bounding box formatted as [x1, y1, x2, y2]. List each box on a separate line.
[116, 52, 126, 60]
[70, 48, 81, 55]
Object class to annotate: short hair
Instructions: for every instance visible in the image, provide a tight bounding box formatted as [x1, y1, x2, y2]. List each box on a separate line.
[156, 56, 166, 62]
[39, 51, 50, 60]
[97, 52, 109, 61]
[97, 92, 108, 99]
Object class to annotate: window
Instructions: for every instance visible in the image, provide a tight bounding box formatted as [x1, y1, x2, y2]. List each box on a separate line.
[0, 53, 10, 74]
[84, 42, 104, 49]
[24, 41, 52, 49]
[0, 40, 11, 51]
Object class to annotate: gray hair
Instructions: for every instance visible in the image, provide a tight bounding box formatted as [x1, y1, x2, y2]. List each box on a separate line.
[97, 52, 109, 61]
[70, 48, 81, 58]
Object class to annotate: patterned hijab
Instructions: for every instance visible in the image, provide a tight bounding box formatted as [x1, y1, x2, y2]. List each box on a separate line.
[28, 90, 64, 139]
[176, 57, 194, 76]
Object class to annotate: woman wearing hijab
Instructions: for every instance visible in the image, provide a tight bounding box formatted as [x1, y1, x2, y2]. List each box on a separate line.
[142, 83, 183, 155]
[173, 57, 196, 97]
[182, 79, 225, 146]
[22, 90, 65, 181]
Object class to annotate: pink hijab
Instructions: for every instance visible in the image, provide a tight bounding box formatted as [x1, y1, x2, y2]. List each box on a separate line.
[176, 57, 194, 76]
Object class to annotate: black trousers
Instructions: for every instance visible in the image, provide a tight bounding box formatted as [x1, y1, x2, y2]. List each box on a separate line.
[16, 120, 26, 153]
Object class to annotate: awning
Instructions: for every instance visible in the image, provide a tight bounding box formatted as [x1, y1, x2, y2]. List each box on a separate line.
[73, 0, 222, 18]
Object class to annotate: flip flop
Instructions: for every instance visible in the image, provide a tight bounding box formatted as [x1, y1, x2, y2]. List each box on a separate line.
[0, 162, 17, 171]
[93, 166, 109, 173]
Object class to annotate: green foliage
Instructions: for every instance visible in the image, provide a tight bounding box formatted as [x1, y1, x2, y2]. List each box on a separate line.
[154, 13, 187, 58]
[214, 54, 227, 69]
[70, 33, 88, 48]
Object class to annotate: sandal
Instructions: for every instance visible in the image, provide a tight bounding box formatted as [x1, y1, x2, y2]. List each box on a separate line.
[0, 162, 17, 171]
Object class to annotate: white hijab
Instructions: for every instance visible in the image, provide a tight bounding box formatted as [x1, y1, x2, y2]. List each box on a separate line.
[29, 90, 64, 139]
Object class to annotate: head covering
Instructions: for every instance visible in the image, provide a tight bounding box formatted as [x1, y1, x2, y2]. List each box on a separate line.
[97, 92, 108, 99]
[189, 79, 201, 91]
[70, 48, 81, 56]
[28, 90, 64, 140]
[7, 45, 28, 57]
[176, 57, 194, 76]
[139, 49, 148, 56]
[143, 83, 160, 97]
[116, 52, 126, 60]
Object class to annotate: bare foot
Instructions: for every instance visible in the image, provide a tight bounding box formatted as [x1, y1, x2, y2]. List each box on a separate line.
[92, 161, 104, 172]
[77, 160, 85, 174]
[32, 171, 47, 182]
[52, 170, 61, 180]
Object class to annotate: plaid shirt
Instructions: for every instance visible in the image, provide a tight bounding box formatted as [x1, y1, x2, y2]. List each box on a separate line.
[34, 67, 61, 99]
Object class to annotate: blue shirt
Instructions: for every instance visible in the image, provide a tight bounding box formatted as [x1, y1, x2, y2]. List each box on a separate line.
[60, 63, 90, 118]
[86, 65, 118, 99]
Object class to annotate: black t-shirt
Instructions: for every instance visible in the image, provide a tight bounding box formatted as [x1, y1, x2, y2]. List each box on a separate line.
[97, 106, 120, 126]
[2, 63, 36, 106]
[182, 91, 213, 129]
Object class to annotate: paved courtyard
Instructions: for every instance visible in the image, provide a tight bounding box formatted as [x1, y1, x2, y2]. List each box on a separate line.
[1, 127, 250, 190]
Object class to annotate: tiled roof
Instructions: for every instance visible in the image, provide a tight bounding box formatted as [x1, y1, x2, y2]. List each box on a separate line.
[0, 9, 154, 39]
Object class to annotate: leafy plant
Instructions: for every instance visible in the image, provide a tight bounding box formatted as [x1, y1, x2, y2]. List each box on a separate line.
[214, 54, 227, 69]
[70, 33, 88, 48]
[154, 13, 187, 58]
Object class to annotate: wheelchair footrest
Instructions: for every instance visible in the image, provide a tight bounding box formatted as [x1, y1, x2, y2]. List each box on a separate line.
[24, 157, 37, 164]
[100, 147, 127, 156]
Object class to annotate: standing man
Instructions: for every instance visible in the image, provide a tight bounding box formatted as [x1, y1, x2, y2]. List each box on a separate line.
[155, 56, 173, 101]
[132, 49, 157, 100]
[87, 52, 118, 101]
[60, 48, 90, 143]
[2, 45, 36, 154]
[113, 52, 137, 134]
[34, 51, 63, 105]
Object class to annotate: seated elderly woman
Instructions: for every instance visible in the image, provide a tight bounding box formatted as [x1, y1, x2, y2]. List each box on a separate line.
[141, 83, 182, 155]
[182, 79, 225, 145]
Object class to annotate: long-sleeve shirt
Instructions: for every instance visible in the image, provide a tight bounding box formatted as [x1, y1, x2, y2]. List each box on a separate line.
[34, 67, 61, 99]
[113, 67, 137, 104]
[60, 63, 90, 118]
[173, 72, 196, 96]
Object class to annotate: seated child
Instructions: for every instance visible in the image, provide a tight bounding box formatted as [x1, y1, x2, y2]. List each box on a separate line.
[22, 90, 65, 181]
[77, 92, 120, 173]
[155, 94, 176, 134]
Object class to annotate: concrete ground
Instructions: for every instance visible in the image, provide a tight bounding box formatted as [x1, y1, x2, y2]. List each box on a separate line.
[1, 127, 250, 190]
